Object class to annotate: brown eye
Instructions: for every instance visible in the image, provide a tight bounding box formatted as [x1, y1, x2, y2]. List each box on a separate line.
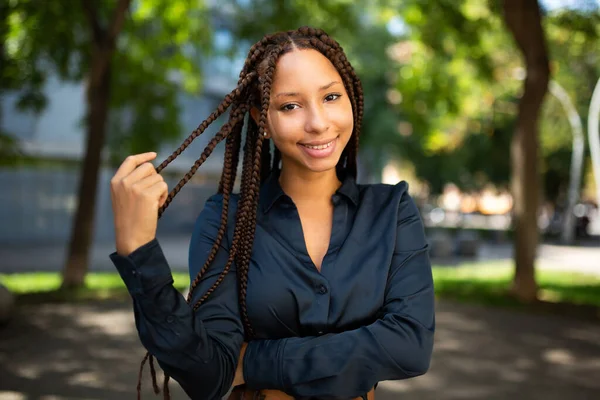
[325, 93, 342, 102]
[281, 103, 299, 111]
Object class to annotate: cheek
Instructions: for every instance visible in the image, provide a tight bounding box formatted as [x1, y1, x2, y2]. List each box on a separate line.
[333, 102, 354, 136]
[267, 111, 304, 143]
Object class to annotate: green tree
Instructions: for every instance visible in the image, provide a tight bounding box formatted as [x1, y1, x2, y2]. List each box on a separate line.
[541, 7, 600, 204]
[392, 5, 600, 206]
[0, 0, 46, 161]
[4, 0, 211, 288]
[502, 0, 550, 302]
[376, 0, 551, 302]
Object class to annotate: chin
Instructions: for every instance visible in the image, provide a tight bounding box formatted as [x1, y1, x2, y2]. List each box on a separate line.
[301, 157, 342, 173]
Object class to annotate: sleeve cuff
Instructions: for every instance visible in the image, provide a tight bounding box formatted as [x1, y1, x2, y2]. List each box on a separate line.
[243, 339, 287, 390]
[109, 238, 172, 295]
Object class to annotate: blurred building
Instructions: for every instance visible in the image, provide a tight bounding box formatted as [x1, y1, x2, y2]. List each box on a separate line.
[0, 28, 245, 245]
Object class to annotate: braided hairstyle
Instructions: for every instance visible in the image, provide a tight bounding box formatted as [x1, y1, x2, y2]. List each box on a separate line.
[136, 26, 364, 399]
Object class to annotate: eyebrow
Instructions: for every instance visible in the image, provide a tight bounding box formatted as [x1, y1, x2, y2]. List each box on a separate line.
[274, 81, 342, 99]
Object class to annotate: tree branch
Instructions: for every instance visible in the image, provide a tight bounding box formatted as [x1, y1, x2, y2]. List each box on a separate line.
[107, 0, 132, 47]
[81, 0, 104, 44]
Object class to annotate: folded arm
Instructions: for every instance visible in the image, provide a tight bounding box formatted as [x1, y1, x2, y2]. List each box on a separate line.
[243, 190, 435, 399]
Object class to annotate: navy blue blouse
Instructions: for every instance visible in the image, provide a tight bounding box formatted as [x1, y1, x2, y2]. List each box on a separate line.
[110, 173, 435, 400]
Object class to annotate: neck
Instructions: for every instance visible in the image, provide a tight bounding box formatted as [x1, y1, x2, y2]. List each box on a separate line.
[278, 165, 341, 204]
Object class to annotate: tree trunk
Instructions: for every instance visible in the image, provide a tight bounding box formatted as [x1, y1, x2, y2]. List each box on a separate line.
[61, 0, 130, 289]
[61, 48, 112, 288]
[502, 0, 550, 302]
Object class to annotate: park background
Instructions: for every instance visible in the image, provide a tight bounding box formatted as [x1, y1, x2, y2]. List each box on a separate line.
[1, 0, 600, 399]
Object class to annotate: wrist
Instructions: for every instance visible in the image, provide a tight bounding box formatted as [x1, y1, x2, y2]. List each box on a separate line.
[116, 236, 155, 256]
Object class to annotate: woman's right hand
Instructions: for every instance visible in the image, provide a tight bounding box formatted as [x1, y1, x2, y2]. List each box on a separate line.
[110, 152, 169, 256]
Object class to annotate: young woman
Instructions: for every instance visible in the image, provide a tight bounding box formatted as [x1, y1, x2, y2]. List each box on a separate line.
[109, 27, 434, 400]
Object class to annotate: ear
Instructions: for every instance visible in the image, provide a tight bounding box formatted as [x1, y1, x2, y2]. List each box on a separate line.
[250, 107, 260, 125]
[250, 107, 270, 138]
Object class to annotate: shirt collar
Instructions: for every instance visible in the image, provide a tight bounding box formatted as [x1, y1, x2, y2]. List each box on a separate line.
[260, 170, 359, 214]
[260, 171, 287, 214]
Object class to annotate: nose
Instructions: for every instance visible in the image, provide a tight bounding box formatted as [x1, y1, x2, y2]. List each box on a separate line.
[304, 103, 330, 134]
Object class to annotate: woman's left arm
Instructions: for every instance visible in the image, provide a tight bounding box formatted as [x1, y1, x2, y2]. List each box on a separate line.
[241, 190, 435, 399]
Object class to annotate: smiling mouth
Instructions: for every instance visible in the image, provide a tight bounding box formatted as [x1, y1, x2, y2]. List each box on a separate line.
[300, 139, 336, 150]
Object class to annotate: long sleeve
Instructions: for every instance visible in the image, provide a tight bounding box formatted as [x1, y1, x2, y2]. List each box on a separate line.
[110, 194, 244, 400]
[243, 190, 435, 399]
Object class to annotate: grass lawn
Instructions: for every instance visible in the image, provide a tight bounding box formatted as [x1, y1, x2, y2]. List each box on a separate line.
[432, 261, 600, 315]
[1, 262, 600, 317]
[0, 272, 191, 303]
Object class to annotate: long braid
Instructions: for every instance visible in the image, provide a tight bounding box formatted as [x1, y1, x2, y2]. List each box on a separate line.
[218, 107, 243, 194]
[152, 101, 255, 397]
[185, 103, 249, 284]
[186, 105, 249, 303]
[238, 50, 278, 337]
[137, 84, 254, 400]
[155, 72, 256, 175]
[158, 103, 249, 217]
[134, 27, 364, 399]
[235, 126, 259, 338]
[260, 139, 271, 184]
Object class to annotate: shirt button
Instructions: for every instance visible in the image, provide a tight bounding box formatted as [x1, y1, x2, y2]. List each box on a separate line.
[317, 284, 328, 294]
[131, 269, 137, 276]
[166, 315, 175, 323]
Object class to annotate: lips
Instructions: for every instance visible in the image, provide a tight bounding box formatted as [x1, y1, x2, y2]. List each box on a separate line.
[298, 137, 338, 159]
[300, 140, 335, 150]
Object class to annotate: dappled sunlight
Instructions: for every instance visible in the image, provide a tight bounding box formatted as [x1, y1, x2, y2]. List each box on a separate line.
[1, 300, 599, 400]
[434, 310, 489, 332]
[0, 302, 188, 399]
[564, 326, 600, 344]
[0, 392, 26, 400]
[543, 348, 576, 365]
[74, 308, 136, 336]
[375, 300, 600, 400]
[68, 370, 114, 388]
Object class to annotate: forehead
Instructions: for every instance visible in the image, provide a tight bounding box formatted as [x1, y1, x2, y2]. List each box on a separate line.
[271, 49, 342, 90]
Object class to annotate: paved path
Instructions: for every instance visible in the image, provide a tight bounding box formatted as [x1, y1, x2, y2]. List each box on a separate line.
[1, 235, 599, 276]
[1, 299, 599, 400]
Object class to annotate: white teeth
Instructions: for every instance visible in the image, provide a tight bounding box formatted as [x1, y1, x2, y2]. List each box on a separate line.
[303, 140, 334, 150]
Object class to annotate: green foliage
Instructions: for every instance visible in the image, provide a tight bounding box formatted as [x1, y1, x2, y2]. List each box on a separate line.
[4, 0, 600, 200]
[106, 1, 214, 162]
[2, 0, 212, 163]
[378, 1, 600, 201]
[224, 0, 362, 44]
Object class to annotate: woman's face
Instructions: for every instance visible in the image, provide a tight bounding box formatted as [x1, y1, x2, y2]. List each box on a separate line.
[255, 49, 354, 176]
